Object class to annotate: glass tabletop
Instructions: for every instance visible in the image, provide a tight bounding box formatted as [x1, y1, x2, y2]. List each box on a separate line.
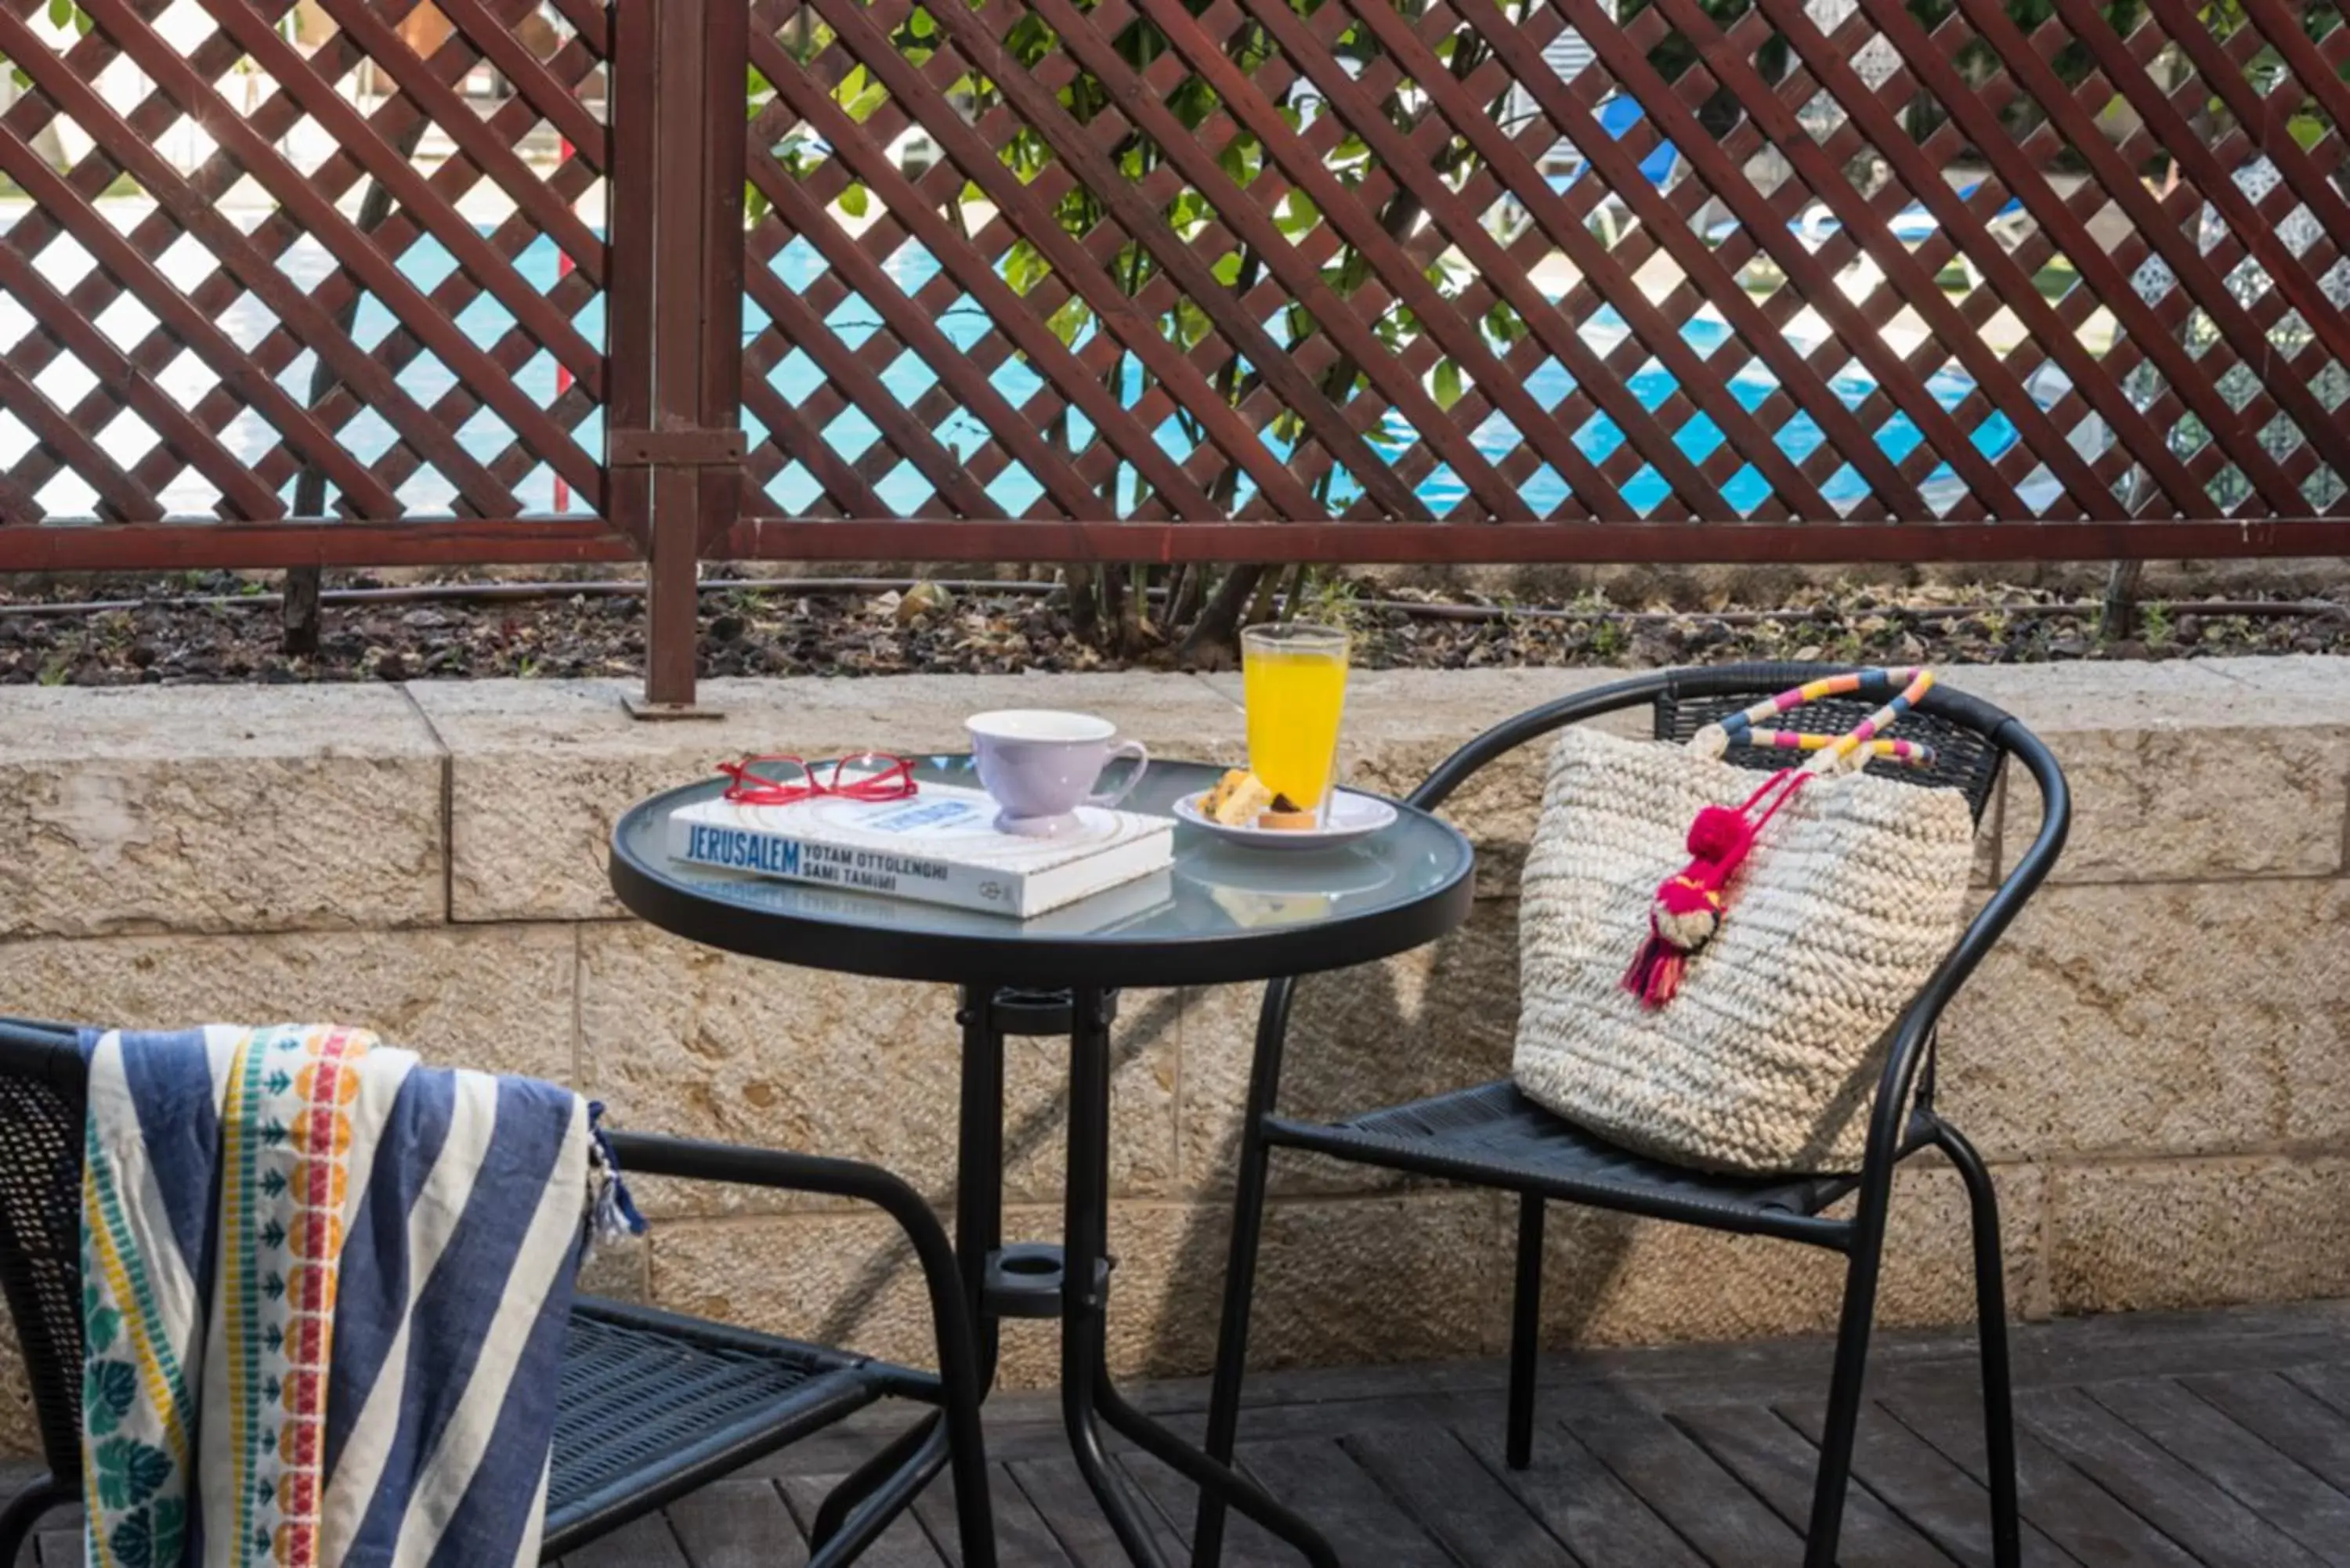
[608, 756, 1476, 989]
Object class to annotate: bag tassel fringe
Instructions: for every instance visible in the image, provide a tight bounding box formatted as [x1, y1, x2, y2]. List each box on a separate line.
[1622, 771, 1810, 1009]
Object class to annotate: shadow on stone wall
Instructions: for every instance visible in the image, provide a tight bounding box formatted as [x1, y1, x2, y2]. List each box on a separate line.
[1137, 909, 1640, 1381]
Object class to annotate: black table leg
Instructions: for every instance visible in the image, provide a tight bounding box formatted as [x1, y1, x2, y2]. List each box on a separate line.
[1063, 988, 1338, 1568]
[815, 982, 1336, 1567]
[813, 986, 1010, 1553]
[1063, 985, 1176, 1566]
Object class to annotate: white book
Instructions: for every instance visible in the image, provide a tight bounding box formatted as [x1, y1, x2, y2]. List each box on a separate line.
[667, 782, 1175, 919]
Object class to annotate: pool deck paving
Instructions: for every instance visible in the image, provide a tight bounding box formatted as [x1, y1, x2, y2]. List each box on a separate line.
[11, 1298, 2350, 1566]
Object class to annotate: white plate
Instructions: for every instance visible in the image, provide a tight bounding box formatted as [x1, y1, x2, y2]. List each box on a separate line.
[1171, 787, 1400, 851]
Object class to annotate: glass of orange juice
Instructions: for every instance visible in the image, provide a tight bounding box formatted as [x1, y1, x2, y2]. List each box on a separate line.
[1241, 622, 1350, 822]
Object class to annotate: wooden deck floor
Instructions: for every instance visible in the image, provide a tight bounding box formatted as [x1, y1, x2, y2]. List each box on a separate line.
[19, 1300, 2350, 1566]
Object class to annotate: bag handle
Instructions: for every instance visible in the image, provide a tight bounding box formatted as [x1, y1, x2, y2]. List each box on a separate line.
[1625, 667, 1940, 1008]
[1690, 667, 1938, 774]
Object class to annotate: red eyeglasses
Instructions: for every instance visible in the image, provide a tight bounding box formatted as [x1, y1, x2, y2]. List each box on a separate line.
[717, 752, 920, 807]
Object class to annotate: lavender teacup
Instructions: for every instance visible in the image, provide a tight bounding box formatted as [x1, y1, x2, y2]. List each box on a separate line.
[965, 710, 1149, 837]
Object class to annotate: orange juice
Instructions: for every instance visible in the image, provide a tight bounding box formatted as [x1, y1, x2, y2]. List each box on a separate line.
[1242, 625, 1350, 817]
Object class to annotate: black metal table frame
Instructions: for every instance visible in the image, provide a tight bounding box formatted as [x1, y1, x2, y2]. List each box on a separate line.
[608, 757, 1477, 1566]
[801, 983, 1339, 1567]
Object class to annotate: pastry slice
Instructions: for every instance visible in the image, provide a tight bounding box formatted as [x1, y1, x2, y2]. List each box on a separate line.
[1256, 792, 1318, 831]
[1202, 768, 1274, 826]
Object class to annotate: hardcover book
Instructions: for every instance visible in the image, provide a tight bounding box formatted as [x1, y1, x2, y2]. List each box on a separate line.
[667, 782, 1175, 918]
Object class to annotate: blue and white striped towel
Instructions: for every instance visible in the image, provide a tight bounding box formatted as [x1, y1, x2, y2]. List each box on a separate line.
[78, 1024, 640, 1568]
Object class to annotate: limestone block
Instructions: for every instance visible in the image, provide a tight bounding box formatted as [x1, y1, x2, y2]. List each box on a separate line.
[2049, 1157, 2350, 1314]
[648, 1187, 1504, 1387]
[0, 1311, 36, 1459]
[0, 685, 444, 937]
[1533, 1158, 2044, 1348]
[1179, 899, 1522, 1195]
[1936, 881, 2350, 1159]
[577, 922, 1178, 1217]
[415, 674, 1247, 923]
[0, 925, 577, 1082]
[1959, 662, 2349, 883]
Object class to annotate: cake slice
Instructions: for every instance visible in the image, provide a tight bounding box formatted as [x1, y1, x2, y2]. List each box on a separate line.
[1202, 768, 1275, 826]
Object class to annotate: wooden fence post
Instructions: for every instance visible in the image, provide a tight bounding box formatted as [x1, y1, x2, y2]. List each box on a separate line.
[613, 0, 744, 716]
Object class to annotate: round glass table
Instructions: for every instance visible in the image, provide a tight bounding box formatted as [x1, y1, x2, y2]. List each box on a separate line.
[609, 756, 1475, 1567]
[609, 755, 1474, 991]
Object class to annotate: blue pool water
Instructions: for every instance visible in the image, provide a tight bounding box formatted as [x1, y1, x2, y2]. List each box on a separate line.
[2, 219, 2031, 518]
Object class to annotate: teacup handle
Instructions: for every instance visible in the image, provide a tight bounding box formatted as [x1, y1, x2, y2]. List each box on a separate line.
[1089, 739, 1149, 811]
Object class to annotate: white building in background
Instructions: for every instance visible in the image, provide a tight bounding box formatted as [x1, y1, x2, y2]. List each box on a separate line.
[1502, 16, 1594, 169]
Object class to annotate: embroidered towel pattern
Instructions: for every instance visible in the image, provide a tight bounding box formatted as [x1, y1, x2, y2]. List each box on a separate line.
[80, 1024, 616, 1568]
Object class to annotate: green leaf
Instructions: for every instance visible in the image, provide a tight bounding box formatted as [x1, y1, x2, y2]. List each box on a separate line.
[149, 1500, 183, 1567]
[84, 1283, 120, 1356]
[110, 1508, 154, 1568]
[94, 1436, 172, 1509]
[1484, 300, 1528, 346]
[908, 5, 935, 35]
[1047, 295, 1092, 346]
[1433, 359, 1464, 410]
[85, 1360, 136, 1436]
[45, 0, 70, 31]
[1006, 239, 1048, 295]
[1210, 249, 1244, 287]
[838, 182, 870, 219]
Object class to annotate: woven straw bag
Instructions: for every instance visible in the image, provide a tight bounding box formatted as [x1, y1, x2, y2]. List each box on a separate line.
[1512, 670, 1976, 1175]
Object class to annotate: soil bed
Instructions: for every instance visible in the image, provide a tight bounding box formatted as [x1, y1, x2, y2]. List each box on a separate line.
[1, 570, 2344, 686]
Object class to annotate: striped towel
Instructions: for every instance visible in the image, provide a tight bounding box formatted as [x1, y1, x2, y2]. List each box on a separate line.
[78, 1024, 641, 1568]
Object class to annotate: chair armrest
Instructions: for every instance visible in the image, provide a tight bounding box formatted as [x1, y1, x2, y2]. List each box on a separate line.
[601, 1131, 949, 1269]
[598, 1131, 978, 1389]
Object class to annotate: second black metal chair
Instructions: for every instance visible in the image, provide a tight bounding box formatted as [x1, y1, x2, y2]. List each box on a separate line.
[1191, 663, 2069, 1568]
[0, 1018, 999, 1568]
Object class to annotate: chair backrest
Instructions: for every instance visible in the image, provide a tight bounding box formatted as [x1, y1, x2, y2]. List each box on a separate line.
[1652, 685, 2008, 827]
[0, 1021, 92, 1487]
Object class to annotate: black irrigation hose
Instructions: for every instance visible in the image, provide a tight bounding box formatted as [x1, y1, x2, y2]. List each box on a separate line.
[0, 577, 2342, 627]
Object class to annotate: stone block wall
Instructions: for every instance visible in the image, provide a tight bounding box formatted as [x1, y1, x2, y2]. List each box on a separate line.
[2, 657, 2345, 1453]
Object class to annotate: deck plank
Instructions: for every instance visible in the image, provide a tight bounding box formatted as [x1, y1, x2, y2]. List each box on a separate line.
[1237, 1436, 1453, 1567]
[1561, 1405, 1806, 1567]
[1112, 1450, 1296, 1568]
[2021, 1385, 2331, 1568]
[1884, 1384, 2201, 1568]
[1671, 1400, 1961, 1568]
[777, 1473, 950, 1568]
[1452, 1422, 1708, 1568]
[663, 1477, 808, 1568]
[1777, 1399, 2080, 1568]
[2184, 1369, 2350, 1496]
[562, 1512, 692, 1568]
[2084, 1376, 2350, 1566]
[14, 1299, 2350, 1567]
[1343, 1424, 1579, 1566]
[912, 1463, 1076, 1568]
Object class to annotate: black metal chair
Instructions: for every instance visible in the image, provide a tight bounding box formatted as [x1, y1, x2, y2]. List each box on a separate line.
[1192, 663, 2068, 1568]
[0, 1018, 998, 1568]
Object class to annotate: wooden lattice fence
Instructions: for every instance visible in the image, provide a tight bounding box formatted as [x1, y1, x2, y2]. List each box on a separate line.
[0, 0, 2347, 690]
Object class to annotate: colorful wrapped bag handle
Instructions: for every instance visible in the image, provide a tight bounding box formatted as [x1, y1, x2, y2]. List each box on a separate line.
[1625, 667, 1940, 1008]
[1690, 666, 1939, 773]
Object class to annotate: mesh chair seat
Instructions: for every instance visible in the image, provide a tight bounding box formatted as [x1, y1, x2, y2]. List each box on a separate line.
[545, 1302, 884, 1554]
[1266, 1080, 1887, 1243]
